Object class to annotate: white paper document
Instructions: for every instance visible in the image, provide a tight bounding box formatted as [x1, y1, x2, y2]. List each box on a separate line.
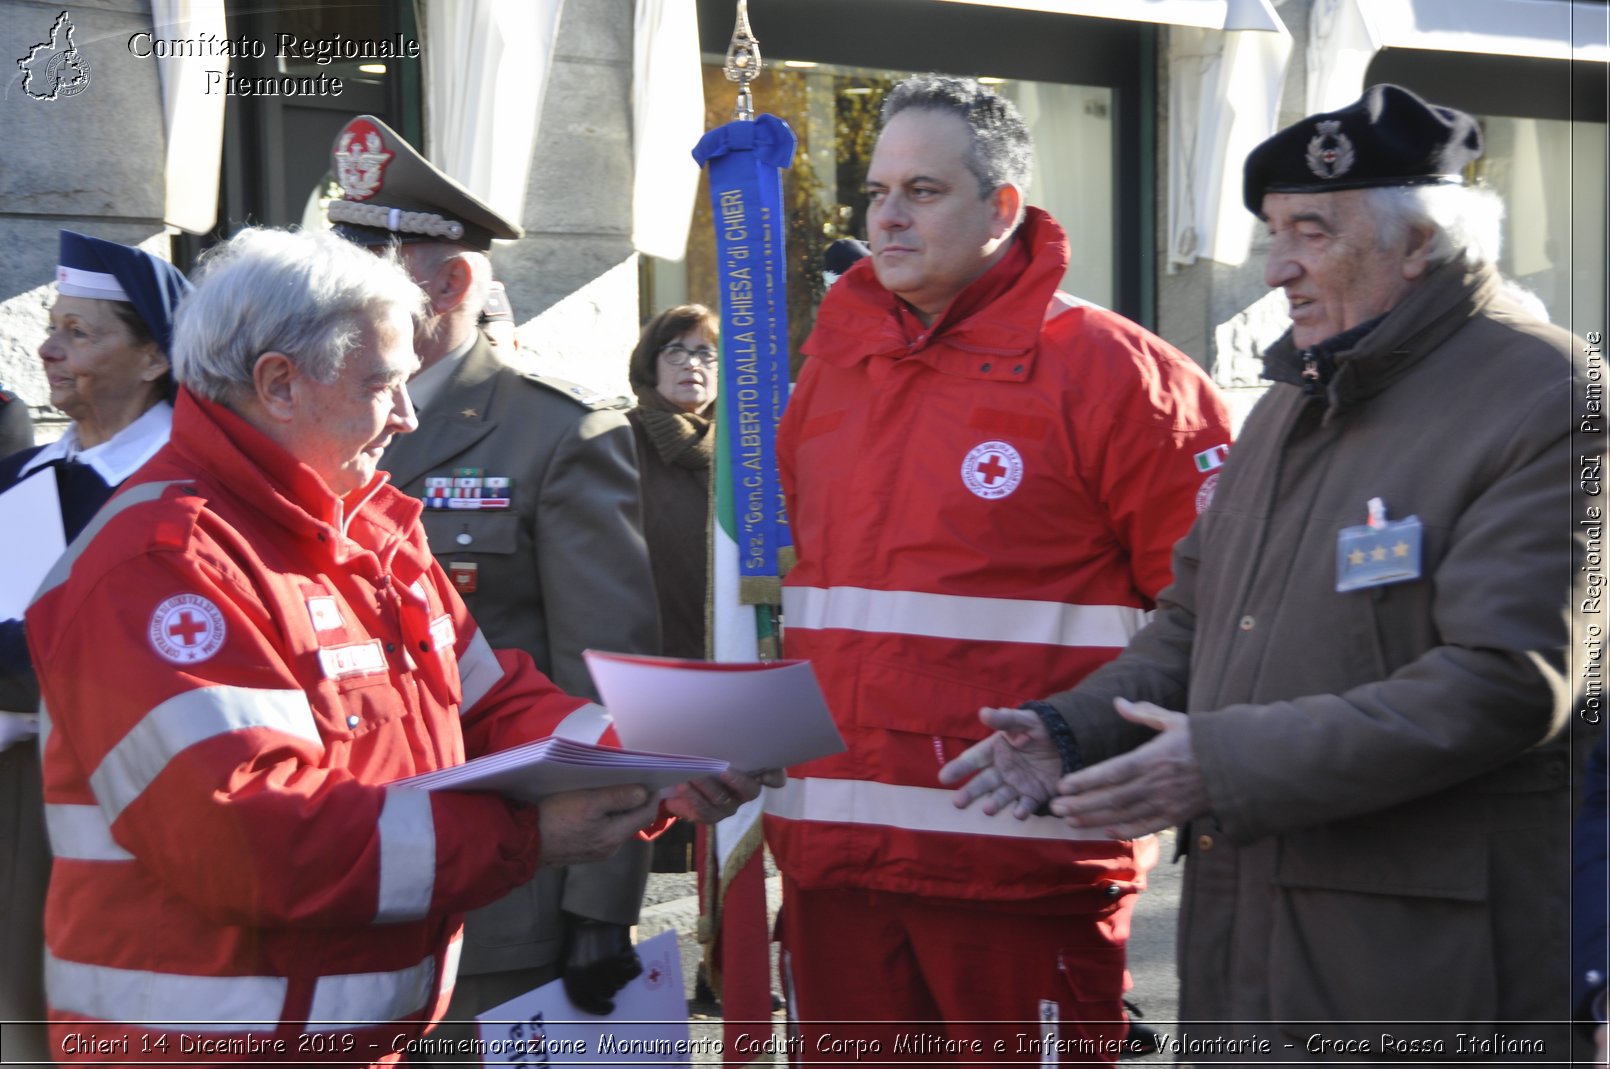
[475, 929, 696, 1067]
[584, 651, 846, 770]
[392, 736, 727, 804]
[0, 468, 65, 619]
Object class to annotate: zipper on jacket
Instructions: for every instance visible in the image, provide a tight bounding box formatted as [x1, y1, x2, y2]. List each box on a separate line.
[1300, 349, 1321, 396]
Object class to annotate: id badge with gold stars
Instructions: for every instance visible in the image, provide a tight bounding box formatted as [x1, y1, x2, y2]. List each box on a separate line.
[1336, 497, 1424, 593]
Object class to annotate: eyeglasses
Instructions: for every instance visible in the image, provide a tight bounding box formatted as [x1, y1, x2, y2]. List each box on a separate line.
[659, 343, 718, 367]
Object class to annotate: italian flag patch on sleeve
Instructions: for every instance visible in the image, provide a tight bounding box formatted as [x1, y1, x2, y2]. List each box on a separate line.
[1194, 444, 1230, 473]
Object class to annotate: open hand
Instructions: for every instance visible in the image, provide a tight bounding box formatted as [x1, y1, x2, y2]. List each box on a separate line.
[1050, 699, 1208, 838]
[938, 706, 1064, 820]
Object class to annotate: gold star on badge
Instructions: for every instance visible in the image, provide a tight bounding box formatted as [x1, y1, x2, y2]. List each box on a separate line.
[1348, 549, 1366, 566]
[1393, 541, 1410, 558]
[1371, 545, 1388, 562]
[460, 408, 478, 419]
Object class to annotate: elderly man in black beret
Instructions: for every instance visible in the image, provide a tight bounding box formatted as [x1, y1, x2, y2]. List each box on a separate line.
[943, 83, 1595, 1059]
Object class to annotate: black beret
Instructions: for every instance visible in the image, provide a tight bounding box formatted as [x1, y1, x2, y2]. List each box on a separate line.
[326, 114, 522, 251]
[1243, 84, 1482, 214]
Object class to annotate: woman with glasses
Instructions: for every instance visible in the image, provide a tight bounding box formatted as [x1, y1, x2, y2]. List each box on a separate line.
[625, 304, 719, 873]
[625, 304, 720, 662]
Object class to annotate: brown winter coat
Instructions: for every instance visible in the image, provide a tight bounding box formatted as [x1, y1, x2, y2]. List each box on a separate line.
[1047, 260, 1591, 1059]
[626, 403, 712, 661]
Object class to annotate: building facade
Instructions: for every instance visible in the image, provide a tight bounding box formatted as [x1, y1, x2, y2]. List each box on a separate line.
[0, 0, 1604, 430]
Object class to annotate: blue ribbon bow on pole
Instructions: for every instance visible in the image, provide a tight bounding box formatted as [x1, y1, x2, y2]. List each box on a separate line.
[694, 113, 797, 609]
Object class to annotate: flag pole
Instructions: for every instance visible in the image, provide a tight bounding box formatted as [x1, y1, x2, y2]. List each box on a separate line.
[695, 3, 796, 1061]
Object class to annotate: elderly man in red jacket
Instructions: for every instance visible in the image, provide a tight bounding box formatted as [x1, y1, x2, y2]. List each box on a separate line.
[27, 227, 768, 1064]
[767, 74, 1231, 1063]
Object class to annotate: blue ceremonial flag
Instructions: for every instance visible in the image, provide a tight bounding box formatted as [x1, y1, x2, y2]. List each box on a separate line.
[693, 114, 797, 616]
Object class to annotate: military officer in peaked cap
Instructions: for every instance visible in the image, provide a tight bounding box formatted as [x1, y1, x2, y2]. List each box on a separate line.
[328, 114, 660, 1044]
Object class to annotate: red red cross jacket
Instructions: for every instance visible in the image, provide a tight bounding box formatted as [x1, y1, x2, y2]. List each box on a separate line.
[27, 390, 608, 1063]
[767, 208, 1233, 907]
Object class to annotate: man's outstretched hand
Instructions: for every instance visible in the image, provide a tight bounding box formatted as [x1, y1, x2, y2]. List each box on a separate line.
[1050, 699, 1208, 838]
[938, 706, 1064, 820]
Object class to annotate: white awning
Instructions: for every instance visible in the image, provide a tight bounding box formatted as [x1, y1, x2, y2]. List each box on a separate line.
[153, 0, 227, 234]
[422, 0, 564, 233]
[930, 0, 1286, 32]
[632, 0, 706, 261]
[1310, 0, 1609, 111]
[1165, 11, 1292, 268]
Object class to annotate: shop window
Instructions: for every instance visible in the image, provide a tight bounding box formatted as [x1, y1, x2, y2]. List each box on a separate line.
[175, 0, 420, 269]
[1474, 114, 1607, 338]
[1367, 49, 1607, 340]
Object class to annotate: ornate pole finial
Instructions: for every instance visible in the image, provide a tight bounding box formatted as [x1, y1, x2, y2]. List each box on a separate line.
[724, 0, 761, 121]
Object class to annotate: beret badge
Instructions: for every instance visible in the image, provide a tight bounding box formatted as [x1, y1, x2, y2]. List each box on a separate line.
[1305, 120, 1355, 181]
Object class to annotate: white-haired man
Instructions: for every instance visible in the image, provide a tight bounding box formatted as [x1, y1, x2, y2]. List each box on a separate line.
[25, 228, 765, 1062]
[944, 84, 1594, 1059]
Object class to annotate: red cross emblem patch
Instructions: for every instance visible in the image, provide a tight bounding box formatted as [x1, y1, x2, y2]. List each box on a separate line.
[149, 594, 227, 665]
[960, 440, 1024, 500]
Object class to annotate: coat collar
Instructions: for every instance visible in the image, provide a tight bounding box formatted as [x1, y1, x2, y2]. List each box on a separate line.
[802, 207, 1072, 381]
[1261, 259, 1502, 419]
[406, 330, 478, 413]
[380, 334, 504, 489]
[21, 400, 172, 485]
[166, 389, 420, 565]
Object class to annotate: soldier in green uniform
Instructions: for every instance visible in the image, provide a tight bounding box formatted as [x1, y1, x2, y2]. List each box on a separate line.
[327, 114, 659, 1046]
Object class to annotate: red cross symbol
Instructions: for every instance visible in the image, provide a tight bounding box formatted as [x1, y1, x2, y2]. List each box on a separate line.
[975, 454, 1009, 485]
[646, 966, 663, 983]
[166, 610, 208, 647]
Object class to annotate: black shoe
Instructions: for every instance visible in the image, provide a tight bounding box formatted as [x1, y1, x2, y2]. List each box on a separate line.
[691, 961, 722, 1015]
[1119, 999, 1164, 1059]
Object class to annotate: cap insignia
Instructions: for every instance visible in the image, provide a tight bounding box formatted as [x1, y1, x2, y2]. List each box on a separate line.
[335, 119, 394, 201]
[1305, 120, 1355, 181]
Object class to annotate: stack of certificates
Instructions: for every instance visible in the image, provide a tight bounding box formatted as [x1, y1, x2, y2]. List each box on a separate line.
[395, 736, 729, 804]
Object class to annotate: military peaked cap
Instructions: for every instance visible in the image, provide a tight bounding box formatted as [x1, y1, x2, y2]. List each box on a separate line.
[327, 114, 523, 250]
[1243, 83, 1483, 214]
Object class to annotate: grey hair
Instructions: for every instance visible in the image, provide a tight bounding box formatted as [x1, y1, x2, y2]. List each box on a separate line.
[173, 228, 424, 405]
[1364, 184, 1505, 270]
[881, 74, 1033, 196]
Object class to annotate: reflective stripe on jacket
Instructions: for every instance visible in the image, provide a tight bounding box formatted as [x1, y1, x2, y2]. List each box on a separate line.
[768, 208, 1233, 904]
[28, 390, 590, 1061]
